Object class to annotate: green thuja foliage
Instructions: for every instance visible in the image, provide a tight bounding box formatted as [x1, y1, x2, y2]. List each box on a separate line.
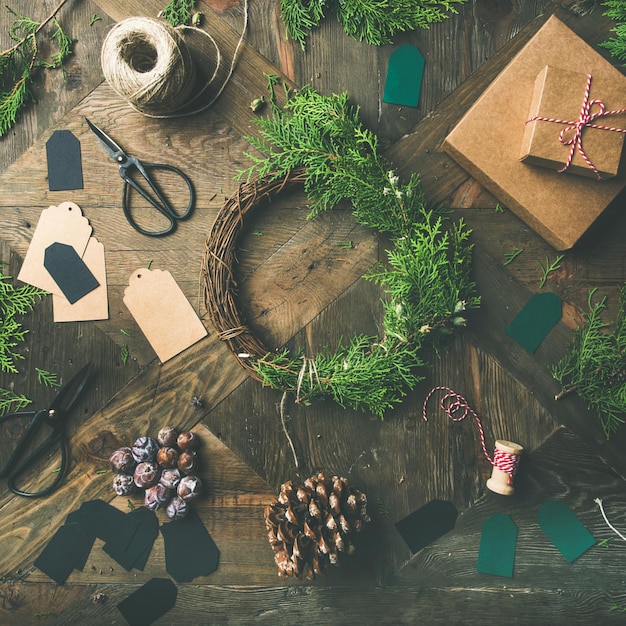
[552, 288, 626, 439]
[160, 0, 196, 27]
[0, 3, 75, 137]
[0, 270, 46, 374]
[280, 0, 467, 47]
[601, 1, 626, 62]
[0, 267, 47, 415]
[241, 84, 479, 416]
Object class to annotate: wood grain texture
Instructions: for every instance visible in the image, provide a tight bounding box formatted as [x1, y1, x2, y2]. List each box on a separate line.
[2, 0, 626, 624]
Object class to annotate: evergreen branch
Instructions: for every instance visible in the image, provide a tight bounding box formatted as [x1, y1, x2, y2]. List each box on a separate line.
[552, 287, 626, 438]
[36, 368, 61, 387]
[0, 387, 31, 416]
[0, 1, 75, 136]
[503, 247, 523, 266]
[600, 1, 626, 63]
[160, 0, 196, 27]
[0, 269, 47, 374]
[280, 0, 468, 47]
[537, 253, 565, 289]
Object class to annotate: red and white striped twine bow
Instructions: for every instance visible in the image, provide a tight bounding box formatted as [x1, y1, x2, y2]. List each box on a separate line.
[526, 73, 626, 180]
[422, 386, 520, 484]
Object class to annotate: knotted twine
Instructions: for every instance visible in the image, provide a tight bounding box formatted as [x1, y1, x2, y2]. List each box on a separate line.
[526, 72, 626, 179]
[422, 386, 521, 486]
[100, 0, 248, 118]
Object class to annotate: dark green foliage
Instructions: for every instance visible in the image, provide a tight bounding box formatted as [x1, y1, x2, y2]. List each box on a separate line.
[160, 0, 196, 27]
[280, 0, 467, 47]
[600, 1, 626, 62]
[0, 269, 47, 375]
[0, 267, 47, 416]
[241, 84, 479, 416]
[552, 288, 626, 438]
[0, 5, 75, 137]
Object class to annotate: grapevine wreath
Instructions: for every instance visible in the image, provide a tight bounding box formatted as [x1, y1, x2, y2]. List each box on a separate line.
[202, 83, 480, 417]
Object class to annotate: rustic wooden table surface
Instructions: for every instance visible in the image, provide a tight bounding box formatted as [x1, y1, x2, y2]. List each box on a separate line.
[2, 0, 626, 624]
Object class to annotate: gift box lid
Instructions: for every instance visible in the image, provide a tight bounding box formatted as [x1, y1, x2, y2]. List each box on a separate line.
[443, 15, 626, 250]
[520, 65, 626, 179]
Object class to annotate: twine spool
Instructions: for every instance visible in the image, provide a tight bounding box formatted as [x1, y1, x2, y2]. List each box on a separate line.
[485, 439, 523, 496]
[101, 17, 201, 117]
[422, 386, 523, 496]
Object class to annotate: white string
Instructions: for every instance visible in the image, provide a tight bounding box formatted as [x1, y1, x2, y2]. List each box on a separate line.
[594, 498, 626, 542]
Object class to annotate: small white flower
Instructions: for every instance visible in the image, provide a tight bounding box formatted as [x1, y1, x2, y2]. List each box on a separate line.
[395, 189, 403, 200]
[419, 324, 432, 334]
[383, 187, 391, 195]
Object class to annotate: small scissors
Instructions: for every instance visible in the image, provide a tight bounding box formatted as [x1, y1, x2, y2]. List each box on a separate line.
[86, 118, 195, 237]
[0, 363, 94, 498]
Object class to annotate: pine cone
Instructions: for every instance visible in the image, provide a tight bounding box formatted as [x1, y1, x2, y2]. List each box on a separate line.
[264, 473, 370, 580]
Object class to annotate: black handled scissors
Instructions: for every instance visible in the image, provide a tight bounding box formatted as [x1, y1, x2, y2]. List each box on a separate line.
[86, 118, 195, 237]
[0, 363, 94, 498]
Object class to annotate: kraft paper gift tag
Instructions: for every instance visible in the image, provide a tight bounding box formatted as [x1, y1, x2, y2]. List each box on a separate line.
[18, 202, 92, 294]
[123, 268, 207, 362]
[52, 238, 109, 322]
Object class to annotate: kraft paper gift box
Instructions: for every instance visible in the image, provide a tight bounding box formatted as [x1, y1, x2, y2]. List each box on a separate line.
[443, 15, 626, 250]
[520, 65, 626, 179]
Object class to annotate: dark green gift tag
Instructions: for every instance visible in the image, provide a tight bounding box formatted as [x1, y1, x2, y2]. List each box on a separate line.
[506, 292, 562, 353]
[383, 44, 425, 108]
[476, 514, 518, 577]
[539, 500, 596, 563]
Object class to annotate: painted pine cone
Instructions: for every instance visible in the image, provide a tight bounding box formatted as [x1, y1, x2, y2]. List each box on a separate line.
[264, 473, 370, 580]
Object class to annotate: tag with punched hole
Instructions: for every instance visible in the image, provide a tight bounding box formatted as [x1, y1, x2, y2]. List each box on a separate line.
[18, 202, 92, 294]
[123, 268, 207, 362]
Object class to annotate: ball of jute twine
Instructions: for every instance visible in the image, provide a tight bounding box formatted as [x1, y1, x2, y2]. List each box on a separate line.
[100, 1, 248, 118]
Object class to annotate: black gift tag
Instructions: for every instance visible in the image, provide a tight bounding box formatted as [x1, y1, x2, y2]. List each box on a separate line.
[34, 521, 93, 584]
[44, 242, 99, 304]
[161, 510, 220, 582]
[117, 578, 177, 626]
[103, 507, 159, 571]
[395, 499, 458, 553]
[70, 499, 139, 553]
[46, 130, 84, 191]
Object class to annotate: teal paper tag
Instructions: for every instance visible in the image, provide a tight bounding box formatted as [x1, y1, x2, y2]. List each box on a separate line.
[506, 292, 562, 353]
[383, 45, 425, 108]
[538, 500, 596, 563]
[477, 514, 518, 577]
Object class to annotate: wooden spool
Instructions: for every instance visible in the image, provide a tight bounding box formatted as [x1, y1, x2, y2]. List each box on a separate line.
[485, 439, 524, 496]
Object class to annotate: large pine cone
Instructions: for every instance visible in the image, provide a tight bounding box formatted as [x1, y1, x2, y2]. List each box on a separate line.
[264, 472, 370, 579]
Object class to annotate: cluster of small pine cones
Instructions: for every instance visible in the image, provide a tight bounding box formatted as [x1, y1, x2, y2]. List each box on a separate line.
[264, 472, 370, 579]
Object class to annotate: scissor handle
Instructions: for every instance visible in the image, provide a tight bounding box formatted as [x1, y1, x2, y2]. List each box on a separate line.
[0, 409, 68, 498]
[121, 158, 195, 237]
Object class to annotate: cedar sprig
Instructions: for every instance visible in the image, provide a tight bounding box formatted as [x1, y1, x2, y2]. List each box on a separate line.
[256, 335, 424, 417]
[552, 287, 626, 438]
[0, 1, 75, 137]
[600, 1, 626, 62]
[280, 0, 467, 48]
[0, 269, 47, 374]
[241, 86, 440, 238]
[0, 388, 31, 416]
[160, 0, 196, 27]
[366, 209, 478, 349]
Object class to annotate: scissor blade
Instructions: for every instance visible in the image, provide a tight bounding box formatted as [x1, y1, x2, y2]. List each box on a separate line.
[85, 118, 125, 161]
[49, 362, 95, 414]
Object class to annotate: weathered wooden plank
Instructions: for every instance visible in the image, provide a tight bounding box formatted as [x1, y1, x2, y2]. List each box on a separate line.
[399, 428, 626, 598]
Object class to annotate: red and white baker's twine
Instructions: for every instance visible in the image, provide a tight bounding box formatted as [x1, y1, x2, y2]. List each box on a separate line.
[526, 73, 626, 180]
[422, 386, 520, 484]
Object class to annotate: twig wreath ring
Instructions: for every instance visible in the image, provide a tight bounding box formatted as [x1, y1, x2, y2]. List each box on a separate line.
[202, 85, 480, 417]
